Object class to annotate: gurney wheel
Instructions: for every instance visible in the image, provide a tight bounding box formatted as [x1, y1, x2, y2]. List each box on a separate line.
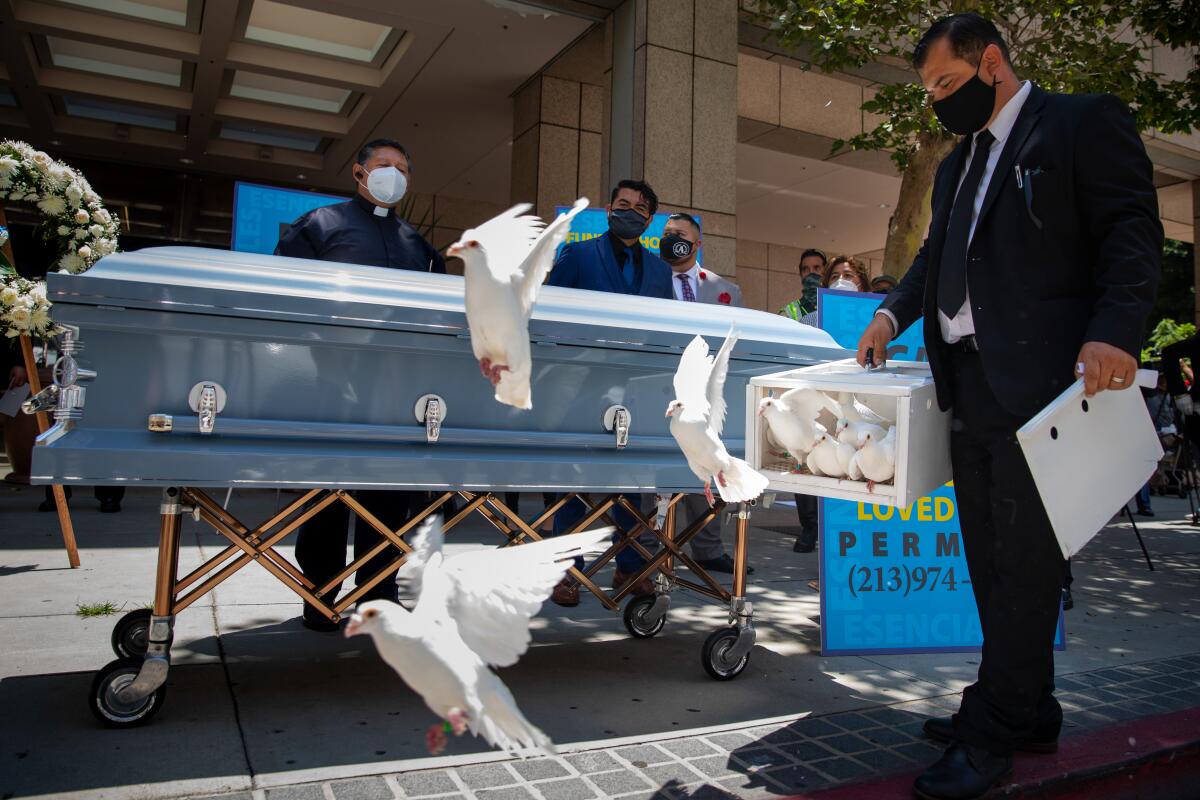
[111, 609, 153, 659]
[702, 627, 749, 681]
[89, 659, 166, 727]
[623, 595, 666, 639]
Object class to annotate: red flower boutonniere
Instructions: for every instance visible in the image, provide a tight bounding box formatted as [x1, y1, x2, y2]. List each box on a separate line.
[698, 271, 707, 280]
[718, 292, 732, 305]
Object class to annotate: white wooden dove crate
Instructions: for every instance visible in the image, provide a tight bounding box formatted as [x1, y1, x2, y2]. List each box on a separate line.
[746, 359, 952, 508]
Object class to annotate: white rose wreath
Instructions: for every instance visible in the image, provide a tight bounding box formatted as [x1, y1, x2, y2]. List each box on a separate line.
[0, 140, 119, 339]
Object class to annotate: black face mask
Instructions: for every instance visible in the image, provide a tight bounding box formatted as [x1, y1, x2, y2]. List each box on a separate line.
[660, 233, 694, 262]
[931, 61, 997, 135]
[609, 208, 649, 240]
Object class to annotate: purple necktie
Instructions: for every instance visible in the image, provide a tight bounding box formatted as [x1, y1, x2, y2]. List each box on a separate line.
[678, 273, 696, 302]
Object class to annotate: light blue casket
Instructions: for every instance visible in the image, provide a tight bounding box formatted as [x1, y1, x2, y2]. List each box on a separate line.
[32, 247, 847, 491]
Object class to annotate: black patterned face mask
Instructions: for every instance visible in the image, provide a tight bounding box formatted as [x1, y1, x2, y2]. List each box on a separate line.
[801, 273, 822, 307]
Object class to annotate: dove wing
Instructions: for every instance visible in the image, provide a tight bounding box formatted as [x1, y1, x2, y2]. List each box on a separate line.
[438, 528, 613, 667]
[780, 387, 842, 420]
[515, 198, 588, 318]
[705, 327, 737, 437]
[398, 515, 446, 603]
[472, 203, 546, 281]
[673, 335, 714, 417]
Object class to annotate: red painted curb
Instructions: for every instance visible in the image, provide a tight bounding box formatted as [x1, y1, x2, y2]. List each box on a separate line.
[788, 706, 1200, 800]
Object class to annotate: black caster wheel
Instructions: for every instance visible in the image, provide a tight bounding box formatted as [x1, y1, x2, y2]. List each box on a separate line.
[111, 609, 155, 659]
[702, 627, 750, 680]
[89, 658, 166, 727]
[623, 595, 666, 639]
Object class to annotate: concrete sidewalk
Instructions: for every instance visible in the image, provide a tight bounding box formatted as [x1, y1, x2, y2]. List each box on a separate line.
[2, 484, 1198, 800]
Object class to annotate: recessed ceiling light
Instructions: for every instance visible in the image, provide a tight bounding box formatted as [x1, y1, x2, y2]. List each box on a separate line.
[879, 202, 891, 208]
[49, 139, 62, 146]
[296, 173, 307, 180]
[179, 157, 194, 164]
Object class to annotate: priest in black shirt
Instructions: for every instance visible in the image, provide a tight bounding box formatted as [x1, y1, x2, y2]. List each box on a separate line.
[276, 137, 444, 631]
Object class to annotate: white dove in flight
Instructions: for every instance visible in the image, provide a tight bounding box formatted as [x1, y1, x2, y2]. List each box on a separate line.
[849, 424, 898, 492]
[345, 516, 611, 757]
[448, 198, 588, 410]
[757, 387, 842, 471]
[667, 328, 769, 506]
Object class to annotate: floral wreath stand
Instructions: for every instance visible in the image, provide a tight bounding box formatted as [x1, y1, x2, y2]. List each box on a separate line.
[1, 202, 80, 568]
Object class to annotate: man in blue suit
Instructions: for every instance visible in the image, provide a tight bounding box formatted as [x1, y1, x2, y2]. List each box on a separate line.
[546, 179, 673, 299]
[546, 179, 671, 606]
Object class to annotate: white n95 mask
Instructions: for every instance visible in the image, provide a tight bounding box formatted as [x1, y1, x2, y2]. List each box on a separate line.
[364, 166, 407, 205]
[831, 278, 859, 292]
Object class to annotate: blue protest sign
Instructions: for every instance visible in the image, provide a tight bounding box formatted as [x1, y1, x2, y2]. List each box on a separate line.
[817, 288, 925, 360]
[233, 181, 347, 254]
[555, 207, 701, 263]
[816, 288, 1064, 654]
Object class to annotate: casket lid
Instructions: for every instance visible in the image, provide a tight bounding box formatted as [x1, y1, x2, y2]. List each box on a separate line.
[48, 246, 844, 360]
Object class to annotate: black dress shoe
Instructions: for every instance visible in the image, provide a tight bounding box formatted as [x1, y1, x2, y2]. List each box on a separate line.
[913, 743, 1012, 800]
[694, 553, 754, 575]
[793, 536, 816, 553]
[923, 716, 1059, 754]
[98, 499, 121, 513]
[301, 605, 341, 633]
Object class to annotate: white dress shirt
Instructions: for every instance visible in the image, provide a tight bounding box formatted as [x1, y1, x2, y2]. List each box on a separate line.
[672, 263, 701, 301]
[879, 80, 1032, 343]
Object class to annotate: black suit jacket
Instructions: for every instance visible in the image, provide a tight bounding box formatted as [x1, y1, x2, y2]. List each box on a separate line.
[881, 85, 1162, 418]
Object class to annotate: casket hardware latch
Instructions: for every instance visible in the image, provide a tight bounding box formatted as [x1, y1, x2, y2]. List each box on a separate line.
[414, 394, 446, 444]
[30, 326, 97, 445]
[603, 405, 630, 449]
[22, 384, 60, 415]
[188, 381, 227, 435]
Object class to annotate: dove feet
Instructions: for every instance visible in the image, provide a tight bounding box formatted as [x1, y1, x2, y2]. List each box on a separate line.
[479, 357, 492, 378]
[426, 724, 448, 755]
[448, 707, 470, 736]
[717, 471, 728, 488]
[489, 364, 510, 385]
[704, 481, 715, 507]
[866, 480, 876, 493]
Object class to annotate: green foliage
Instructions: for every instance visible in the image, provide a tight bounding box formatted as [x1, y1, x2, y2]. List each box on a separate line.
[755, 0, 1200, 171]
[76, 601, 120, 618]
[1142, 317, 1196, 365]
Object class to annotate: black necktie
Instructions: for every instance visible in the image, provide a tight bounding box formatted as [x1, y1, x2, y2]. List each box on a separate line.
[938, 129, 995, 319]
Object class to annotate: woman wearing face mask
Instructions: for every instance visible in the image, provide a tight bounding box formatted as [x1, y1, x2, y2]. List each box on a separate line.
[824, 255, 870, 293]
[796, 255, 869, 327]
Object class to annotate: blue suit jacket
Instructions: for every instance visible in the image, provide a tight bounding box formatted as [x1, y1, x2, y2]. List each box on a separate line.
[546, 234, 673, 299]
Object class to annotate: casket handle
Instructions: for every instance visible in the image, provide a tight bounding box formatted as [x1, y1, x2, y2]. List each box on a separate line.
[414, 394, 446, 443]
[603, 404, 631, 449]
[188, 382, 227, 435]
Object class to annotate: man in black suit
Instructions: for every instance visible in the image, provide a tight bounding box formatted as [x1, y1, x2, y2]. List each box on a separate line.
[856, 14, 1161, 800]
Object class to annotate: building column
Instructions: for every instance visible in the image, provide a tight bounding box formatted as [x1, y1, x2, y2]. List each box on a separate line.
[510, 28, 607, 223]
[608, 0, 739, 278]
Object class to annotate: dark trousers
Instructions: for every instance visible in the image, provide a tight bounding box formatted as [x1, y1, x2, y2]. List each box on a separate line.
[503, 492, 557, 520]
[294, 490, 422, 609]
[948, 347, 1066, 755]
[794, 493, 818, 546]
[44, 486, 125, 505]
[552, 494, 651, 572]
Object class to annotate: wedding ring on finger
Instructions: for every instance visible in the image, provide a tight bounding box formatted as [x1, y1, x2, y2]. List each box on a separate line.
[1111, 375, 1127, 385]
